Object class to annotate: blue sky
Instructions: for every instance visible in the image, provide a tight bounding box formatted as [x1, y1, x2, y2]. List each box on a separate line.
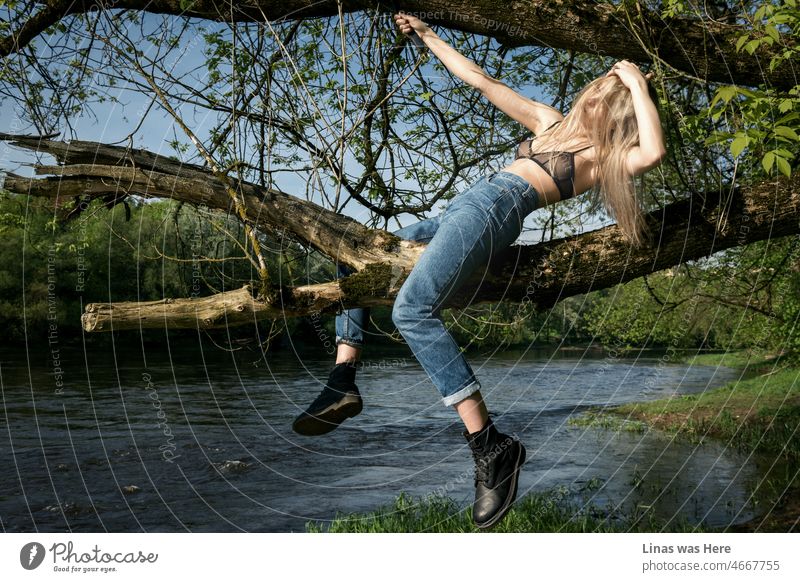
[0, 11, 612, 241]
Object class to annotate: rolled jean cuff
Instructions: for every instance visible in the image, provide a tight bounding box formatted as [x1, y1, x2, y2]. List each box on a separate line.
[441, 379, 481, 407]
[335, 336, 365, 348]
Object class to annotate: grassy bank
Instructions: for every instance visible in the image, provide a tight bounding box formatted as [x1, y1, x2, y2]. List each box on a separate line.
[574, 351, 799, 459]
[572, 350, 800, 532]
[306, 488, 707, 533]
[305, 350, 798, 533]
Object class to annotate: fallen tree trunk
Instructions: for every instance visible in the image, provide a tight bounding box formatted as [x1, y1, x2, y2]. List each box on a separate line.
[2, 136, 798, 332]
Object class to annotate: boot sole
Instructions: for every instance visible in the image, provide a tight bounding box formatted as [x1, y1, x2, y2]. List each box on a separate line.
[475, 441, 527, 530]
[292, 394, 363, 436]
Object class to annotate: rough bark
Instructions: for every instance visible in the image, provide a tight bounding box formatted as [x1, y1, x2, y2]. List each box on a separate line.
[0, 134, 416, 273]
[2, 136, 798, 332]
[1, 1, 793, 90]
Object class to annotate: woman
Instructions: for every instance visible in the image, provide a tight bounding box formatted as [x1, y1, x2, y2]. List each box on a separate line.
[293, 12, 666, 529]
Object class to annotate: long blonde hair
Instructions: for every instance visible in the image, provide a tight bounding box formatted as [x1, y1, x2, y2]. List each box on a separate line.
[528, 75, 653, 247]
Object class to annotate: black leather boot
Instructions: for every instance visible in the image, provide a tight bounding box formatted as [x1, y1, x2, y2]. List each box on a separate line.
[292, 362, 363, 436]
[464, 418, 526, 529]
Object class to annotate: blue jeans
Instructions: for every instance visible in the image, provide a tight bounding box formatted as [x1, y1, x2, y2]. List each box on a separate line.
[335, 171, 541, 406]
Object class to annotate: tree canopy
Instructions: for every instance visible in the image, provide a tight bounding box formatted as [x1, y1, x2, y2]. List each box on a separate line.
[0, 0, 798, 338]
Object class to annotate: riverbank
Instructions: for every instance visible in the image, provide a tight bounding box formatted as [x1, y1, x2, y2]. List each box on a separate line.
[305, 487, 709, 533]
[306, 350, 798, 533]
[575, 350, 799, 532]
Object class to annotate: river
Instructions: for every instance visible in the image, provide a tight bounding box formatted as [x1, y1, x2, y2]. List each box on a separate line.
[0, 341, 762, 531]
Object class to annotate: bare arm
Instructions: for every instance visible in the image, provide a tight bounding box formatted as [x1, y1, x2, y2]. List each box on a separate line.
[626, 82, 667, 175]
[607, 61, 666, 175]
[394, 13, 562, 135]
[475, 76, 564, 135]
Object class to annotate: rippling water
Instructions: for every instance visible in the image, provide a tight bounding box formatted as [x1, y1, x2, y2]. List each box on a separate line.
[0, 341, 761, 532]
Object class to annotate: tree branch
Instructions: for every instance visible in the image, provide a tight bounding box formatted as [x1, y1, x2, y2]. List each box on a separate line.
[2, 136, 798, 332]
[2, 1, 793, 89]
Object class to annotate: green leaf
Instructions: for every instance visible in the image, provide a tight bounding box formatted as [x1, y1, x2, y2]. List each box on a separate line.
[774, 126, 800, 141]
[763, 151, 776, 173]
[719, 86, 738, 102]
[710, 85, 737, 109]
[765, 25, 780, 42]
[775, 156, 791, 177]
[704, 133, 730, 146]
[778, 112, 800, 124]
[735, 35, 749, 52]
[745, 39, 761, 54]
[730, 135, 748, 157]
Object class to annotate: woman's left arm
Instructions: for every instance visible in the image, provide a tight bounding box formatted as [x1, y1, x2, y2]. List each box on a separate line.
[608, 61, 667, 176]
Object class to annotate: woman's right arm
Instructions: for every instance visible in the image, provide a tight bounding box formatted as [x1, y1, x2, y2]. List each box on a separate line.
[394, 13, 562, 135]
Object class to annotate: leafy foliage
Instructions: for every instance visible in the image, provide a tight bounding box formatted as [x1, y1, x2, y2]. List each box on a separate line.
[582, 237, 800, 360]
[0, 192, 333, 343]
[705, 0, 800, 177]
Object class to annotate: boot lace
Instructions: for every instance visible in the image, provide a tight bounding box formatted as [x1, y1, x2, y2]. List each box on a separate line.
[471, 449, 492, 486]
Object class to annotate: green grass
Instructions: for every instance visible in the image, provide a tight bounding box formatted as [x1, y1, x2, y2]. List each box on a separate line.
[306, 488, 708, 533]
[566, 350, 800, 532]
[677, 349, 790, 370]
[568, 410, 649, 433]
[579, 351, 800, 459]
